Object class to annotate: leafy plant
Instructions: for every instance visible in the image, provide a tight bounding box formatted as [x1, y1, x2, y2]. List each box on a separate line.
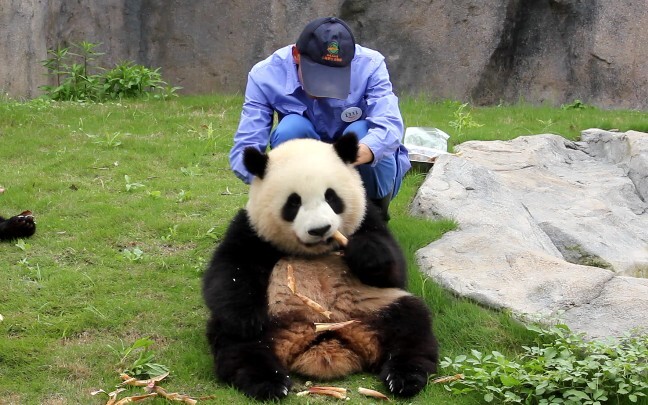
[204, 226, 220, 240]
[14, 239, 31, 251]
[108, 337, 169, 379]
[40, 42, 104, 101]
[176, 189, 192, 203]
[102, 61, 166, 99]
[124, 175, 145, 192]
[537, 118, 555, 133]
[40, 45, 70, 88]
[561, 99, 592, 110]
[152, 84, 183, 100]
[122, 247, 144, 262]
[197, 122, 216, 140]
[40, 42, 178, 101]
[89, 132, 122, 147]
[449, 102, 483, 138]
[440, 323, 648, 404]
[161, 225, 178, 241]
[180, 165, 203, 177]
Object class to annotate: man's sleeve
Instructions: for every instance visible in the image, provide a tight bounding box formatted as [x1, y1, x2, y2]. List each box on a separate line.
[360, 59, 405, 166]
[229, 74, 274, 183]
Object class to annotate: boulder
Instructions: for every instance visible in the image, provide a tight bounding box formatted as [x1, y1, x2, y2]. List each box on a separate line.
[411, 129, 648, 339]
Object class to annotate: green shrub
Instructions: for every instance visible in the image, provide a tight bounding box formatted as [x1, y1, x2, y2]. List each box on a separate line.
[561, 99, 593, 110]
[102, 61, 166, 99]
[440, 323, 648, 404]
[40, 41, 179, 101]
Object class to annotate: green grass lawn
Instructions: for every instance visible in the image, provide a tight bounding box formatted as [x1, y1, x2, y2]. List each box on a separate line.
[1, 95, 646, 404]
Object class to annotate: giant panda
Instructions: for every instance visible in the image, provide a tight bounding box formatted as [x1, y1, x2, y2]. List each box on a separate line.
[0, 211, 36, 240]
[202, 133, 439, 401]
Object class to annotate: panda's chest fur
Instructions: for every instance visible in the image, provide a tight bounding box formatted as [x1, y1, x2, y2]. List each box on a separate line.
[266, 254, 411, 379]
[267, 255, 409, 323]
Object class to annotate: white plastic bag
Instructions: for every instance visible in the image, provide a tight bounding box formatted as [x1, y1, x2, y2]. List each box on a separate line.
[403, 127, 450, 165]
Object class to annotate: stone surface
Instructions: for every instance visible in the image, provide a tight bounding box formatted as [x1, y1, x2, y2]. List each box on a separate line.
[411, 129, 648, 339]
[2, 1, 647, 109]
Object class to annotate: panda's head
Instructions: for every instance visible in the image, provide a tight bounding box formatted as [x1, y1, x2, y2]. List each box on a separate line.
[243, 134, 366, 256]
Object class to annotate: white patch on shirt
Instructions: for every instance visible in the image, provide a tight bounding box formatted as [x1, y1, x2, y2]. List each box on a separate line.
[341, 107, 362, 123]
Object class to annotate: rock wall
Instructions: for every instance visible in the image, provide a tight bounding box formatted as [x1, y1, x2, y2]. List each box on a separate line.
[2, 0, 647, 109]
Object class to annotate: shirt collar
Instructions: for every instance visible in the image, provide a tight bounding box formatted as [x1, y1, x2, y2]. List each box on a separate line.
[285, 60, 301, 95]
[285, 49, 302, 95]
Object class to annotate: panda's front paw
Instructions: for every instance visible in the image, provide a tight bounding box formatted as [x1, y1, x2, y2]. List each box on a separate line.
[346, 236, 386, 265]
[344, 236, 402, 287]
[0, 213, 36, 240]
[238, 371, 292, 401]
[380, 359, 428, 398]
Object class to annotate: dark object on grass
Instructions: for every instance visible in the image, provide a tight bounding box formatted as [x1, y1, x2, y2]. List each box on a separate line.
[0, 211, 36, 240]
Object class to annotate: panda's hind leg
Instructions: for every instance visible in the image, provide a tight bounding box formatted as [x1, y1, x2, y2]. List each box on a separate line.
[371, 295, 439, 398]
[206, 317, 292, 401]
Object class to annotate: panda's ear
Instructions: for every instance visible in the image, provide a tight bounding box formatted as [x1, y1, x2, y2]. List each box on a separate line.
[334, 133, 359, 164]
[243, 147, 269, 179]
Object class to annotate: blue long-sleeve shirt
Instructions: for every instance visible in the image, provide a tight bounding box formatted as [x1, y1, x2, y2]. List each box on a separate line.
[229, 44, 410, 184]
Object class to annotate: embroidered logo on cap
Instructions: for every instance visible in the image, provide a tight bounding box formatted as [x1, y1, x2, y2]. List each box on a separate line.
[323, 41, 343, 63]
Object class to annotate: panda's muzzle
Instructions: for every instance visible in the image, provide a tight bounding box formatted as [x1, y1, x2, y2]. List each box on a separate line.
[308, 225, 331, 238]
[301, 225, 336, 247]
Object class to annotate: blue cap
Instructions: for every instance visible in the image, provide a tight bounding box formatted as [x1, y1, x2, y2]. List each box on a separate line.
[296, 17, 356, 99]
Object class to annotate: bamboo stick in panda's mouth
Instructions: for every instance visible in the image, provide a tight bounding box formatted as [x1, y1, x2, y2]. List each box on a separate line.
[331, 230, 348, 248]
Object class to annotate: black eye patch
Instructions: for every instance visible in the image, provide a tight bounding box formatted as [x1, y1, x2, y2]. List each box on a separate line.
[325, 188, 345, 214]
[282, 193, 302, 222]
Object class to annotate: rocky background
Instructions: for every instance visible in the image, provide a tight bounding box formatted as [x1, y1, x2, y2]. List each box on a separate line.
[2, 0, 647, 109]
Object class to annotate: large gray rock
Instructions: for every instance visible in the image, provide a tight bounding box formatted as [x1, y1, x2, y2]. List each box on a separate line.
[2, 1, 647, 109]
[411, 129, 648, 339]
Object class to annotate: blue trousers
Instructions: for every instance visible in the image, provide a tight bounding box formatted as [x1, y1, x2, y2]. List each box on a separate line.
[270, 114, 397, 200]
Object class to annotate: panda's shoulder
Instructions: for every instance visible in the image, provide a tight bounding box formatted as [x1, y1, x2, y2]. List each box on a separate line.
[221, 209, 262, 244]
[219, 209, 282, 260]
[359, 203, 390, 232]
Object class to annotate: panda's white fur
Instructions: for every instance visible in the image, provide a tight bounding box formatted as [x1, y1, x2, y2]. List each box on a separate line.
[246, 138, 366, 256]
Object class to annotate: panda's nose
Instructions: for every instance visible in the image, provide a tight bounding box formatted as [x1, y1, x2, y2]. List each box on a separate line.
[308, 225, 331, 237]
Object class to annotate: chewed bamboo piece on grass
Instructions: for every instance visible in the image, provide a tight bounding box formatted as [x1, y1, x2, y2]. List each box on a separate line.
[91, 388, 155, 405]
[113, 393, 157, 405]
[358, 387, 390, 400]
[113, 372, 214, 404]
[144, 385, 202, 405]
[431, 373, 465, 384]
[296, 386, 348, 399]
[119, 372, 169, 387]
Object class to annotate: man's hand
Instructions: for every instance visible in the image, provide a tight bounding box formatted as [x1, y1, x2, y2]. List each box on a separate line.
[354, 143, 374, 166]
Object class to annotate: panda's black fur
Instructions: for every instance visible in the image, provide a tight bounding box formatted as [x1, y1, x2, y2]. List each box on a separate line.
[0, 212, 36, 240]
[202, 134, 438, 401]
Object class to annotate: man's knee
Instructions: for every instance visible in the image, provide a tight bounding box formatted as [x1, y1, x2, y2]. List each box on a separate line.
[343, 120, 370, 139]
[271, 114, 319, 147]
